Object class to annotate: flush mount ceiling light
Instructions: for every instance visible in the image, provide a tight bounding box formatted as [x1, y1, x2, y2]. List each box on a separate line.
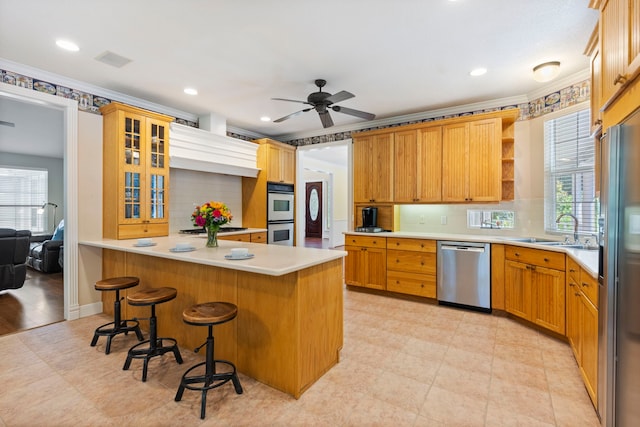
[55, 39, 79, 52]
[470, 68, 487, 77]
[183, 88, 198, 95]
[533, 61, 561, 82]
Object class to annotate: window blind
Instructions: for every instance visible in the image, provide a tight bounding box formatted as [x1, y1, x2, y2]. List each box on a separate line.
[543, 109, 597, 236]
[0, 167, 48, 232]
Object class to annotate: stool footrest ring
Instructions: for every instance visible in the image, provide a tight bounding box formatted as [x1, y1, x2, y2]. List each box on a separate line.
[123, 338, 183, 382]
[90, 319, 143, 355]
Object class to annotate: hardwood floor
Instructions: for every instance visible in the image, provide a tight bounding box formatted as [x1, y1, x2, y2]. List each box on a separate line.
[0, 268, 64, 336]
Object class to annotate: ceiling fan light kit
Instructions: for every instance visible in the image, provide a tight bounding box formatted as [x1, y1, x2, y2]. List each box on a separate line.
[272, 79, 376, 128]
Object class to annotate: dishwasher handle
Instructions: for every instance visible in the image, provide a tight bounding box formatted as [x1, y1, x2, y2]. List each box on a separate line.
[440, 245, 485, 253]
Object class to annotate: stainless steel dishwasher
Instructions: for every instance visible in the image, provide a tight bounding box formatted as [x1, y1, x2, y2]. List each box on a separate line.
[437, 241, 491, 312]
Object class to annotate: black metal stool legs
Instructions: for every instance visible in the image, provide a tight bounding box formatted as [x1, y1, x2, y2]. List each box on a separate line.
[91, 289, 144, 354]
[175, 325, 243, 419]
[123, 304, 183, 381]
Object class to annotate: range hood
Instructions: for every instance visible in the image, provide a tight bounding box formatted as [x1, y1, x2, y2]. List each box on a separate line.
[169, 122, 260, 177]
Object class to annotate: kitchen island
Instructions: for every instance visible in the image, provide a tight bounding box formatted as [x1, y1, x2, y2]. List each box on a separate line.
[80, 235, 346, 398]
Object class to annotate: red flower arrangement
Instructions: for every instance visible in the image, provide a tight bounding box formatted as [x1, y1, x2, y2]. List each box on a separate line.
[191, 201, 232, 230]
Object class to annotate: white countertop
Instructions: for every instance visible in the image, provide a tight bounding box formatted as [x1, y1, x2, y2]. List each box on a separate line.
[345, 231, 598, 278]
[80, 233, 346, 277]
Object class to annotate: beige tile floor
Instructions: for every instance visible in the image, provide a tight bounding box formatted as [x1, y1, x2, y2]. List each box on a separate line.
[0, 288, 601, 426]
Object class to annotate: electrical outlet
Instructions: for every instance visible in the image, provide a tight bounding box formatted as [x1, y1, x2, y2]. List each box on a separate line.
[441, 216, 447, 225]
[419, 215, 425, 224]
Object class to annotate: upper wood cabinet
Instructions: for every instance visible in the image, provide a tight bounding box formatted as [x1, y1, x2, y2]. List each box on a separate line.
[599, 0, 640, 108]
[264, 140, 295, 184]
[442, 118, 502, 202]
[353, 133, 394, 203]
[100, 102, 172, 239]
[586, 23, 603, 133]
[394, 127, 442, 203]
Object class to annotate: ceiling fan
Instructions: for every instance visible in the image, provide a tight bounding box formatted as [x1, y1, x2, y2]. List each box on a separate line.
[272, 79, 376, 128]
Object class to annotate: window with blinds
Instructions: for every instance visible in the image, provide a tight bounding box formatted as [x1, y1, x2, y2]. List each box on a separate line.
[0, 167, 48, 232]
[544, 109, 597, 237]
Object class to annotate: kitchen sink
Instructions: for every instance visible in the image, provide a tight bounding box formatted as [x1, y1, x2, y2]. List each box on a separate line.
[529, 241, 598, 251]
[502, 237, 559, 243]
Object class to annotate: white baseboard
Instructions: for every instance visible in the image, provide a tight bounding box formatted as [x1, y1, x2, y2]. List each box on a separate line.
[78, 301, 103, 318]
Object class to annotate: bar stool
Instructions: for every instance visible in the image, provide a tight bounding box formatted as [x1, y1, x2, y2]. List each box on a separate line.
[123, 287, 183, 382]
[90, 276, 144, 354]
[175, 302, 243, 419]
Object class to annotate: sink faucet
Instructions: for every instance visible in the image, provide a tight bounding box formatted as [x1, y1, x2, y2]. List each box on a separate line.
[556, 213, 579, 243]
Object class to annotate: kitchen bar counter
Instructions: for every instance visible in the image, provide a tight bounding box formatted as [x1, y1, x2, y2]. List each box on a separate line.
[79, 236, 346, 398]
[344, 231, 598, 277]
[80, 233, 345, 276]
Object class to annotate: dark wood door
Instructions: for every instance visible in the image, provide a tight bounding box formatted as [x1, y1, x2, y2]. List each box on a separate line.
[305, 181, 322, 238]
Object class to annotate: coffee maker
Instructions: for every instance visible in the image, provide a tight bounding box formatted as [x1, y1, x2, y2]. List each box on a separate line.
[362, 207, 378, 228]
[356, 207, 383, 232]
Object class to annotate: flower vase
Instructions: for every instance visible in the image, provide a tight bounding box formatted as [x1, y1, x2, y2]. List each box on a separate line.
[206, 226, 219, 248]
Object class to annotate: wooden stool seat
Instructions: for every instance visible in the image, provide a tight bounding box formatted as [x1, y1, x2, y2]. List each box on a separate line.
[126, 287, 177, 306]
[123, 287, 182, 381]
[175, 301, 242, 419]
[91, 276, 143, 355]
[95, 276, 140, 292]
[182, 302, 237, 326]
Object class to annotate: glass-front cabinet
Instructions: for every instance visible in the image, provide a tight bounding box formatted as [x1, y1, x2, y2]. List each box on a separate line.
[100, 102, 172, 239]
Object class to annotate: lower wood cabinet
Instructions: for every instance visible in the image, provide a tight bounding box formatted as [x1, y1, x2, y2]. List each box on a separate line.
[386, 237, 437, 298]
[504, 246, 566, 335]
[344, 235, 387, 290]
[218, 231, 267, 244]
[566, 258, 598, 405]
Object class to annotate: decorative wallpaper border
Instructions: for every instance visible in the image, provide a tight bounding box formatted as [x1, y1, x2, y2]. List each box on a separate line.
[1, 66, 590, 146]
[289, 79, 590, 146]
[0, 68, 199, 128]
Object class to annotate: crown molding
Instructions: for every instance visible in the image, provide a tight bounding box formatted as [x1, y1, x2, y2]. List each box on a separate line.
[273, 94, 529, 141]
[0, 57, 199, 122]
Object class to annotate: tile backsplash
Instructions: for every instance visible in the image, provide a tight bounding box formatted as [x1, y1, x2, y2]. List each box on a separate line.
[169, 169, 243, 232]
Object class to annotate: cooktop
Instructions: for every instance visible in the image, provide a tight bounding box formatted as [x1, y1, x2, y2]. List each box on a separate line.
[179, 227, 248, 234]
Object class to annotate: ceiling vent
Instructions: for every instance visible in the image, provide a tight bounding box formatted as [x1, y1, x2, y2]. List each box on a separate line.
[94, 51, 132, 68]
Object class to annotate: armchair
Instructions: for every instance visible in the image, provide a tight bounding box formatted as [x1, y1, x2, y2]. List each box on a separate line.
[0, 228, 31, 291]
[27, 219, 64, 274]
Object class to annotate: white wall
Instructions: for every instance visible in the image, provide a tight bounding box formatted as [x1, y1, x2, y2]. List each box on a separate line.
[0, 151, 64, 232]
[398, 101, 590, 238]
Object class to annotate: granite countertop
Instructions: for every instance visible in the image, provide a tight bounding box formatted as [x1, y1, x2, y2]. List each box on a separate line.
[344, 231, 598, 278]
[80, 233, 346, 277]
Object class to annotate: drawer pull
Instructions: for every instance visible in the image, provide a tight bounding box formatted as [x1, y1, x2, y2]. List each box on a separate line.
[582, 282, 589, 287]
[420, 283, 425, 288]
[544, 258, 549, 262]
[515, 252, 520, 257]
[396, 242, 400, 246]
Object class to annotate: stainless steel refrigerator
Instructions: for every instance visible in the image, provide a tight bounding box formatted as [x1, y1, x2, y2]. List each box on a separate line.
[600, 106, 640, 426]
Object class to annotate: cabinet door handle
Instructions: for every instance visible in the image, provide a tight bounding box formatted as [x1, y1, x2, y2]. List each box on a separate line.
[594, 119, 602, 126]
[582, 282, 589, 287]
[569, 268, 576, 273]
[530, 265, 537, 271]
[575, 292, 581, 296]
[614, 74, 628, 85]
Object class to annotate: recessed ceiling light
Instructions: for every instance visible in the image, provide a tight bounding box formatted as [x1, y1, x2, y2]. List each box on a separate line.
[183, 88, 198, 96]
[470, 68, 487, 76]
[260, 116, 271, 122]
[55, 39, 79, 52]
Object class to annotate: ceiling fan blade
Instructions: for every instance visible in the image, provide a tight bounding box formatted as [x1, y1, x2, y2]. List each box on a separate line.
[319, 111, 334, 128]
[324, 90, 354, 104]
[273, 108, 313, 123]
[271, 97, 312, 105]
[331, 105, 376, 121]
